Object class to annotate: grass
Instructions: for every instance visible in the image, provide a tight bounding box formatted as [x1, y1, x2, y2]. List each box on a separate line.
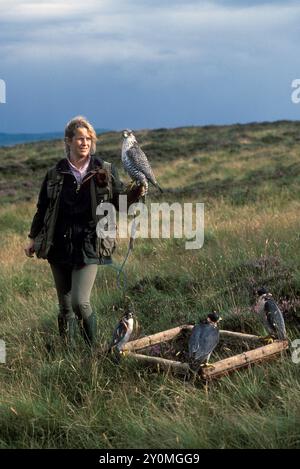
[0, 120, 300, 448]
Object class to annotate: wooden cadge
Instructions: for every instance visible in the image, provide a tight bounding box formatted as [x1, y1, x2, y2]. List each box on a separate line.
[122, 324, 289, 380]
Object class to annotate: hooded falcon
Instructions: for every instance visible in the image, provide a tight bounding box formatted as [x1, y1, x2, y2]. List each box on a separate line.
[188, 312, 222, 372]
[121, 129, 163, 195]
[254, 287, 287, 342]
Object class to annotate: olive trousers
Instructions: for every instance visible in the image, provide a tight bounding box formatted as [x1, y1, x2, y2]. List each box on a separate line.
[50, 263, 98, 321]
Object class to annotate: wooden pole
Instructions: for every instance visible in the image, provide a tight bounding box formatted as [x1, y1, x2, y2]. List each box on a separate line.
[219, 330, 261, 342]
[122, 324, 191, 352]
[200, 340, 289, 380]
[125, 351, 190, 375]
[123, 325, 261, 353]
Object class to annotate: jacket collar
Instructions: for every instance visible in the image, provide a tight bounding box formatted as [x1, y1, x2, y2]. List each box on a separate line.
[55, 155, 104, 173]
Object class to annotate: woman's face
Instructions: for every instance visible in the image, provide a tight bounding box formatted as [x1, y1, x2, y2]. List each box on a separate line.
[68, 127, 92, 160]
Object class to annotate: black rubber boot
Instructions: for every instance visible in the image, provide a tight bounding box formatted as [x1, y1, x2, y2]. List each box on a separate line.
[82, 312, 97, 347]
[58, 314, 66, 337]
[57, 315, 76, 347]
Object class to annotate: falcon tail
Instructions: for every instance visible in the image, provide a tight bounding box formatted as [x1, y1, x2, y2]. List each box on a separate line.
[152, 181, 163, 193]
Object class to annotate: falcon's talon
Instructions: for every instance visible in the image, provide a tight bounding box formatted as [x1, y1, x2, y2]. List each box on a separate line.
[261, 336, 274, 344]
[201, 363, 215, 369]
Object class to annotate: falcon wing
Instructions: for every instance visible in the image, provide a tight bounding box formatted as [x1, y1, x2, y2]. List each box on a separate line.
[126, 144, 157, 185]
[111, 319, 127, 348]
[189, 323, 219, 363]
[264, 299, 287, 339]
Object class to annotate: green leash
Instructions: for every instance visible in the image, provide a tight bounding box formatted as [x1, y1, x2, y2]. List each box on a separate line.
[116, 213, 137, 290]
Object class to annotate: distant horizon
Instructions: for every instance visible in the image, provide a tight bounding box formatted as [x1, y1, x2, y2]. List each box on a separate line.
[0, 127, 109, 147]
[1, 118, 300, 148]
[1, 117, 300, 137]
[0, 128, 109, 136]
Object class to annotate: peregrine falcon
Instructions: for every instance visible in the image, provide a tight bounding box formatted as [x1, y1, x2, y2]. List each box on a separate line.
[254, 287, 287, 342]
[121, 129, 163, 195]
[188, 312, 222, 372]
[109, 310, 135, 354]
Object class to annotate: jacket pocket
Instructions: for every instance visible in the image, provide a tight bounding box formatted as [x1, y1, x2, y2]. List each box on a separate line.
[34, 226, 47, 259]
[97, 235, 116, 258]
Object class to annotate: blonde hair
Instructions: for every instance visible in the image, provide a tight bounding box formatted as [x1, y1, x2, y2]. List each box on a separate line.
[64, 115, 97, 157]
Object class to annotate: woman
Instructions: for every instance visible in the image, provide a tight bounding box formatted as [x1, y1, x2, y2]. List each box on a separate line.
[24, 116, 142, 347]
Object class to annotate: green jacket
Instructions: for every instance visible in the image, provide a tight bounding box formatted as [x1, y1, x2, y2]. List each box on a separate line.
[30, 155, 140, 263]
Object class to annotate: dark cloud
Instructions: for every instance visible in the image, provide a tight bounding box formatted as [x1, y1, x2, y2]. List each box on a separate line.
[1, 0, 299, 132]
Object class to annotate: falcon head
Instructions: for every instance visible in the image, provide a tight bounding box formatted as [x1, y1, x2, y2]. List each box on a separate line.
[124, 310, 134, 320]
[122, 129, 133, 138]
[254, 287, 269, 314]
[256, 287, 268, 297]
[207, 312, 222, 324]
[122, 128, 137, 145]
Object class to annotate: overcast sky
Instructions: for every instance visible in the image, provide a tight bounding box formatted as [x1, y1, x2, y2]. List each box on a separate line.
[0, 0, 300, 133]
